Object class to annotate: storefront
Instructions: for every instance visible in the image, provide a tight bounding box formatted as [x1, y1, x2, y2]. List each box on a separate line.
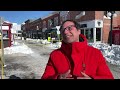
[1, 22, 12, 48]
[79, 20, 103, 43]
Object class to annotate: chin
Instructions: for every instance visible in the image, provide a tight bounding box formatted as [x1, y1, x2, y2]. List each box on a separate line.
[64, 40, 74, 43]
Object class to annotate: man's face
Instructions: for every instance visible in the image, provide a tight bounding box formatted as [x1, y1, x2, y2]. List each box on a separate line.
[60, 21, 80, 43]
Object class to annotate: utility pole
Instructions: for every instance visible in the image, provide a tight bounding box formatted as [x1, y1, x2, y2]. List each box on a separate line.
[110, 13, 113, 46]
[0, 17, 5, 79]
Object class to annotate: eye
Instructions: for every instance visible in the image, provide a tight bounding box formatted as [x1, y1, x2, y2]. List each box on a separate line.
[68, 25, 74, 31]
[61, 25, 75, 33]
[68, 26, 72, 31]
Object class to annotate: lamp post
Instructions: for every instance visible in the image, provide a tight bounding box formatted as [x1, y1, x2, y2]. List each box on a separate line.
[108, 11, 116, 46]
[36, 26, 39, 39]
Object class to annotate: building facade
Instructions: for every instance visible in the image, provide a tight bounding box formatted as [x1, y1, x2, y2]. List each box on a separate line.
[22, 11, 120, 43]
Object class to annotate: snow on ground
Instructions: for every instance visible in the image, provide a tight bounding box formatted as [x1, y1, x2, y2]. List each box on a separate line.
[4, 38, 120, 66]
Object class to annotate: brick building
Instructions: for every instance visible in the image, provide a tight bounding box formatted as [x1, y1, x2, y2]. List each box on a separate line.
[60, 11, 120, 43]
[23, 11, 120, 43]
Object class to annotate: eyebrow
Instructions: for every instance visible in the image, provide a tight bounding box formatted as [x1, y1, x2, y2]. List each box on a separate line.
[63, 25, 75, 30]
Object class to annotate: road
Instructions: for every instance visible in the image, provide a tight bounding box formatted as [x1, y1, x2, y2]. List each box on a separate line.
[0, 39, 120, 79]
[107, 62, 120, 79]
[1, 39, 53, 79]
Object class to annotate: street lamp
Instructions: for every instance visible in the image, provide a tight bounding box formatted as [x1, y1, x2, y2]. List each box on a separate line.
[107, 11, 116, 46]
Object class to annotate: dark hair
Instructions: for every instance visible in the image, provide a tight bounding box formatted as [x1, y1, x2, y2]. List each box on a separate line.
[59, 20, 81, 31]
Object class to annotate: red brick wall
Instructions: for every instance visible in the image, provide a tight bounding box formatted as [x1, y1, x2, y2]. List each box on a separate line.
[69, 11, 81, 21]
[102, 13, 120, 43]
[113, 17, 118, 27]
[114, 14, 120, 27]
[95, 11, 104, 20]
[76, 11, 95, 22]
[102, 19, 110, 43]
[81, 11, 95, 21]
[68, 11, 95, 22]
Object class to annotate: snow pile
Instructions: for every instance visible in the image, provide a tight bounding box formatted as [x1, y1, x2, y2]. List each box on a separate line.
[40, 39, 51, 44]
[45, 42, 62, 49]
[89, 42, 120, 65]
[4, 41, 33, 54]
[27, 38, 51, 44]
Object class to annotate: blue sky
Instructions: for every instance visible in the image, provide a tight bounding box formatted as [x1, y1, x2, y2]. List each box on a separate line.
[0, 11, 53, 24]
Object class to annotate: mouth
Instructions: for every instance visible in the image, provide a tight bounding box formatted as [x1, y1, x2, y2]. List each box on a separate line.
[65, 35, 70, 38]
[64, 36, 71, 40]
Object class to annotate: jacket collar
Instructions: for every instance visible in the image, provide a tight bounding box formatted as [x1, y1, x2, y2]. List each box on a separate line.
[60, 34, 88, 56]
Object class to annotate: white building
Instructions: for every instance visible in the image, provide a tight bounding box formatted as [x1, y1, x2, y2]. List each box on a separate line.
[11, 23, 22, 41]
[11, 23, 21, 34]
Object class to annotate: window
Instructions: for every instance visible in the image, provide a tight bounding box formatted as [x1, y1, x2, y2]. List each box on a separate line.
[48, 19, 54, 28]
[85, 28, 93, 42]
[43, 21, 46, 28]
[60, 11, 69, 22]
[80, 24, 87, 28]
[96, 28, 101, 41]
[3, 31, 8, 38]
[54, 17, 58, 26]
[81, 29, 84, 35]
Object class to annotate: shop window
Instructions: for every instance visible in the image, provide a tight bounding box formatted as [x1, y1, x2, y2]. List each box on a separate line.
[85, 28, 93, 42]
[81, 29, 84, 35]
[3, 31, 8, 38]
[96, 28, 101, 41]
[80, 24, 87, 28]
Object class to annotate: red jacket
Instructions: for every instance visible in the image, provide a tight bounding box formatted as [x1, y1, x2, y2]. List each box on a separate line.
[41, 34, 114, 79]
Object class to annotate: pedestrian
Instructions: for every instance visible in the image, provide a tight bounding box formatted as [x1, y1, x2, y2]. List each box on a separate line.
[41, 20, 114, 79]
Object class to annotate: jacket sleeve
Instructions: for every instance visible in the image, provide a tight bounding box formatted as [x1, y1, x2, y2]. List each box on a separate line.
[41, 57, 58, 79]
[93, 50, 114, 79]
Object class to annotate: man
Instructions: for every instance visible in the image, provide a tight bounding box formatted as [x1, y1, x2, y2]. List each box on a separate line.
[41, 20, 114, 79]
